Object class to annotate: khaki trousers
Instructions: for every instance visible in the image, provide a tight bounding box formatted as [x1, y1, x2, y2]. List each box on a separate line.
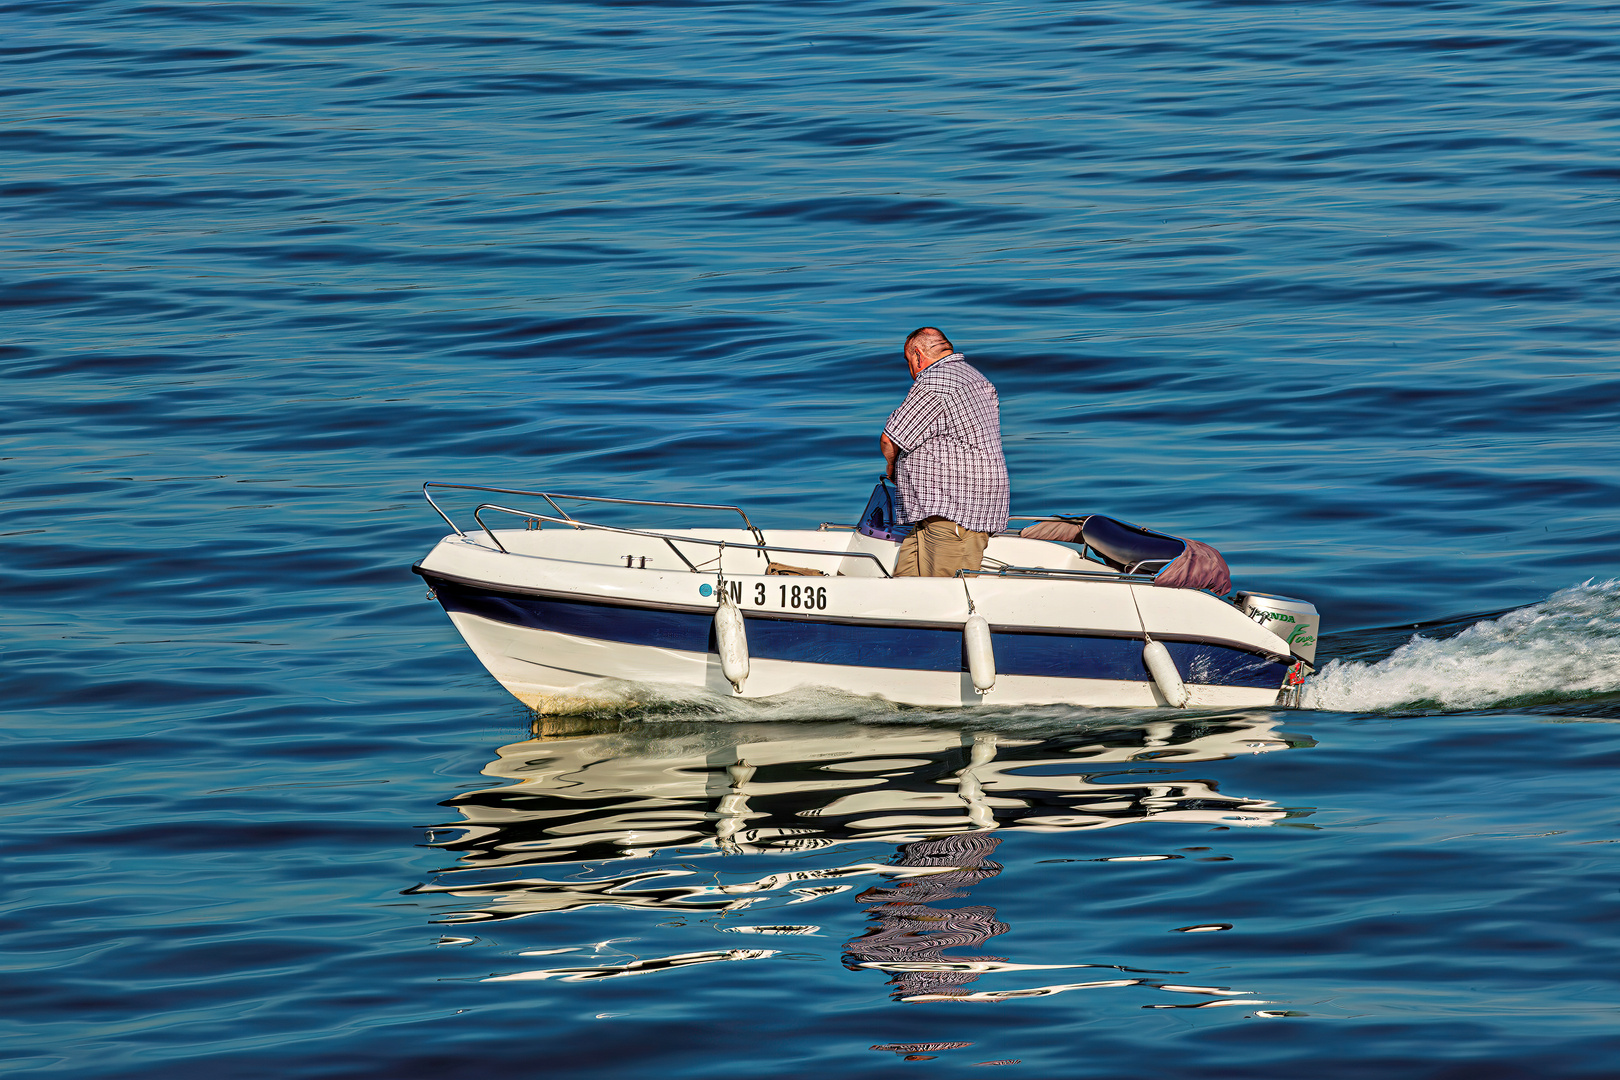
[894, 516, 991, 578]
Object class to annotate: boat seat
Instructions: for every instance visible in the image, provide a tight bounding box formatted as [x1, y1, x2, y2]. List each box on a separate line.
[1080, 516, 1186, 575]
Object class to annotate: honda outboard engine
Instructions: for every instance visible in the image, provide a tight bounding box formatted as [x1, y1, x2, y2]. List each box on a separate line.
[1232, 592, 1319, 666]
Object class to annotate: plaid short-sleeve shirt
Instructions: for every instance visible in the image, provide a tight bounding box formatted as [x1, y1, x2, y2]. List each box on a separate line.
[883, 353, 1010, 535]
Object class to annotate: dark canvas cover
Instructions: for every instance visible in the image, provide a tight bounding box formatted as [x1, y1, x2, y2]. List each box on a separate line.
[1079, 515, 1185, 571]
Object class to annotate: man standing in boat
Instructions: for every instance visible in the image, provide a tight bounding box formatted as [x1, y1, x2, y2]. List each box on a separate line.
[881, 327, 1010, 577]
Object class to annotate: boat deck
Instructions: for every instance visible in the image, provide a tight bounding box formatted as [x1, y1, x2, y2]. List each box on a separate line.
[460, 525, 1100, 580]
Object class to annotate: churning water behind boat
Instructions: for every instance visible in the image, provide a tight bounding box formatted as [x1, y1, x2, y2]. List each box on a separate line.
[1304, 580, 1620, 714]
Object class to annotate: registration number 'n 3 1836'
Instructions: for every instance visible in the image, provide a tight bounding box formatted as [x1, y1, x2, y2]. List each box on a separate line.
[713, 581, 831, 610]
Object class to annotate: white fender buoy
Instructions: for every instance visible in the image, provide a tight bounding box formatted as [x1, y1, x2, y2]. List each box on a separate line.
[714, 588, 749, 693]
[964, 614, 995, 694]
[1142, 636, 1189, 708]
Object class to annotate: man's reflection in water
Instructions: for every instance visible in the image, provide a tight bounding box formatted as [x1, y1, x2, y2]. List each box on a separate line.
[842, 832, 1007, 1000]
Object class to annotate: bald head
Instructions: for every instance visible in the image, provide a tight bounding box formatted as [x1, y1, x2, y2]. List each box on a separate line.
[903, 326, 954, 378]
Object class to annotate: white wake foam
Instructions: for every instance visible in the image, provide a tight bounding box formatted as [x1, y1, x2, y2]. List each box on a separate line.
[545, 679, 908, 723]
[1303, 579, 1620, 713]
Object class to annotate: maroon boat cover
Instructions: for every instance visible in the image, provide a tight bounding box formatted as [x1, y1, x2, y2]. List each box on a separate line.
[1154, 537, 1231, 595]
[1018, 518, 1082, 543]
[1019, 518, 1231, 594]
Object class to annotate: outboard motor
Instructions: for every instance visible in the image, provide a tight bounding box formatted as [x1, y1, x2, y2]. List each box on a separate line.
[1232, 592, 1320, 666]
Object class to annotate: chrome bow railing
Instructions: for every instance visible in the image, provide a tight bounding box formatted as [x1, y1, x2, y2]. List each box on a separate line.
[424, 482, 766, 547]
[469, 504, 893, 577]
[423, 482, 892, 576]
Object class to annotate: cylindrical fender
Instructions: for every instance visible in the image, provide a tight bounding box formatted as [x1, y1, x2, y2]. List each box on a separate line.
[1142, 637, 1189, 708]
[964, 614, 995, 694]
[714, 590, 750, 693]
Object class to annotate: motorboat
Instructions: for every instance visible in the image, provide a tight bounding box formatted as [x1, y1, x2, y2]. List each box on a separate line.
[411, 481, 1320, 712]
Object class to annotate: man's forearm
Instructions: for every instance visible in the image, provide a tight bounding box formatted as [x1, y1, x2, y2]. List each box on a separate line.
[880, 431, 899, 479]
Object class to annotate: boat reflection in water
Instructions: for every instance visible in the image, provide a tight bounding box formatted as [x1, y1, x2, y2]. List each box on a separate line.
[411, 711, 1309, 1007]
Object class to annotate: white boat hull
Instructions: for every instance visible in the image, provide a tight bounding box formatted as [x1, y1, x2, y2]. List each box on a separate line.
[447, 610, 1286, 711]
[417, 524, 1304, 713]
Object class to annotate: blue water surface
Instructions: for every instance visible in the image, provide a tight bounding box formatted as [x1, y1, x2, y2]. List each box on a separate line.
[6, 0, 1620, 1076]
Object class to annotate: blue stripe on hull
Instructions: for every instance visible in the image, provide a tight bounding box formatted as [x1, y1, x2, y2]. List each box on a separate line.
[996, 633, 1284, 688]
[438, 581, 709, 652]
[430, 579, 1286, 690]
[743, 616, 962, 672]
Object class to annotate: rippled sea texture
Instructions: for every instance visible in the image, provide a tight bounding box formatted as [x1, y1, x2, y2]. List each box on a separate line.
[6, 1, 1620, 1077]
